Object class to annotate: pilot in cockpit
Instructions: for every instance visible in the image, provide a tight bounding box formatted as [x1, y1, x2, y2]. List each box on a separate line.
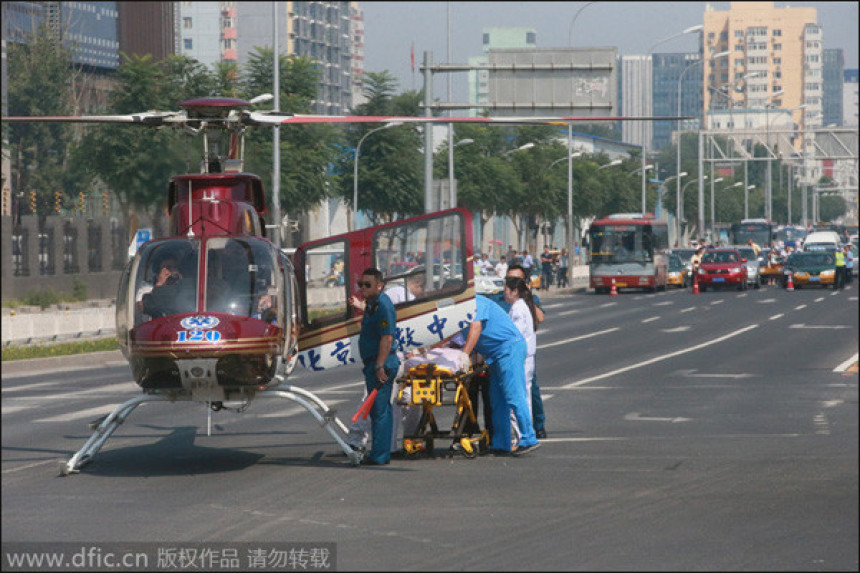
[142, 253, 198, 318]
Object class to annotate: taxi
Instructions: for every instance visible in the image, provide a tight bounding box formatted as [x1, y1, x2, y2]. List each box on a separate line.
[782, 251, 836, 288]
[666, 253, 689, 288]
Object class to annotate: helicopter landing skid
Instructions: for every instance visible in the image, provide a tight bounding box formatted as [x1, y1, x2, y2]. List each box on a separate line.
[60, 382, 362, 476]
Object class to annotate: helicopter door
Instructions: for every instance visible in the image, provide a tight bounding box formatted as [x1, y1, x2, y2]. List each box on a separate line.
[295, 208, 475, 372]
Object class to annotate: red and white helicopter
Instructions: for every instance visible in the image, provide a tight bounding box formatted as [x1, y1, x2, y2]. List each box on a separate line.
[4, 97, 680, 474]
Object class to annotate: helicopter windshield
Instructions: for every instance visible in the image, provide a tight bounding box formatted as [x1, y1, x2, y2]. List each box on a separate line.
[134, 239, 200, 324]
[204, 237, 280, 322]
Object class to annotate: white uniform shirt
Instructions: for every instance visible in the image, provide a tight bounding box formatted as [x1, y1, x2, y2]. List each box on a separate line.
[508, 299, 536, 358]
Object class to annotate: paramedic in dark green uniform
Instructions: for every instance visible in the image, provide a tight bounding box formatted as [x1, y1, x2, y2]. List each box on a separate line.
[349, 268, 400, 465]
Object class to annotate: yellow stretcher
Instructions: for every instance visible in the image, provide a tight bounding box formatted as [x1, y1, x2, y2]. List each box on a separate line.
[396, 361, 490, 459]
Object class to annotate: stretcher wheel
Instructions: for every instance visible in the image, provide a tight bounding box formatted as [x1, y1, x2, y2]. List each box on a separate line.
[459, 437, 478, 459]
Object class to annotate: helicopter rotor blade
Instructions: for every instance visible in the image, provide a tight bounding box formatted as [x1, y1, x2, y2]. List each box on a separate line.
[2, 111, 184, 126]
[243, 111, 693, 126]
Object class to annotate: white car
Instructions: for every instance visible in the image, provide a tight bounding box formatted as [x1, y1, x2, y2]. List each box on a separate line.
[475, 275, 505, 295]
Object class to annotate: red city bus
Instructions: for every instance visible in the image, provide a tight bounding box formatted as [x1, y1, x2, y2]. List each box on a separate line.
[587, 213, 669, 293]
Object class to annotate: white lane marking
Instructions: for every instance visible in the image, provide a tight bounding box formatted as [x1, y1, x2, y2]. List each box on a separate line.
[536, 437, 627, 443]
[1, 380, 69, 393]
[599, 302, 617, 308]
[834, 353, 858, 373]
[259, 399, 346, 419]
[19, 381, 137, 401]
[794, 304, 807, 310]
[1, 403, 34, 415]
[769, 314, 784, 320]
[541, 303, 567, 310]
[558, 309, 580, 316]
[789, 324, 851, 330]
[537, 328, 619, 350]
[1, 460, 59, 475]
[677, 370, 755, 379]
[757, 298, 776, 304]
[737, 293, 748, 298]
[561, 324, 759, 389]
[814, 297, 825, 303]
[831, 291, 840, 296]
[710, 300, 724, 305]
[660, 326, 690, 333]
[680, 307, 696, 313]
[624, 412, 690, 423]
[642, 316, 660, 323]
[33, 403, 123, 423]
[653, 301, 673, 306]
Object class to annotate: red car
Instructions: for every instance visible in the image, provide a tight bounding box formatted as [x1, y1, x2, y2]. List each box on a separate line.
[696, 248, 749, 291]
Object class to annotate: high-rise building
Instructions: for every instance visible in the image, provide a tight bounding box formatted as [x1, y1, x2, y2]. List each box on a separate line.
[237, 1, 354, 115]
[349, 2, 365, 109]
[652, 52, 704, 150]
[467, 27, 536, 116]
[620, 55, 651, 148]
[822, 48, 844, 127]
[176, 2, 236, 67]
[116, 2, 174, 63]
[844, 69, 859, 127]
[702, 1, 821, 133]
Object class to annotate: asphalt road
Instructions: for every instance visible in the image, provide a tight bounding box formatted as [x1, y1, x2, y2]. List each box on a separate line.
[2, 283, 858, 571]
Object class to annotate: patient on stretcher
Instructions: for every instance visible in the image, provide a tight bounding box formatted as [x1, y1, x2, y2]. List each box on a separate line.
[403, 347, 471, 375]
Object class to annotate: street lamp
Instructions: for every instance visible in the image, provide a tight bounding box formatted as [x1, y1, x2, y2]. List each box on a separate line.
[708, 176, 724, 233]
[447, 138, 474, 209]
[676, 50, 729, 243]
[642, 24, 704, 215]
[550, 150, 584, 267]
[717, 181, 744, 228]
[502, 142, 535, 157]
[598, 158, 623, 171]
[660, 172, 687, 220]
[353, 121, 403, 230]
[568, 2, 597, 46]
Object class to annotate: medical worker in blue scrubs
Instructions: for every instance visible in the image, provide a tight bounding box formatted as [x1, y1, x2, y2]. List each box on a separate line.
[349, 268, 400, 465]
[455, 295, 539, 454]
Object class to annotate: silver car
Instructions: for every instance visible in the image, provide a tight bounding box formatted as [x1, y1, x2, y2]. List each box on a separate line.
[733, 246, 762, 288]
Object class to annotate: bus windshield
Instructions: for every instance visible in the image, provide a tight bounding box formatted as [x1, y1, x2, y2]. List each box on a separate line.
[730, 222, 772, 247]
[589, 225, 653, 264]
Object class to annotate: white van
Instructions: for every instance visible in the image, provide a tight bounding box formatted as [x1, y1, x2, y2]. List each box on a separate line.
[802, 231, 841, 252]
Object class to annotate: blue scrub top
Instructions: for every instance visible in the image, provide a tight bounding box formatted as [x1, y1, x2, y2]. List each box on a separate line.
[359, 292, 399, 363]
[461, 295, 523, 364]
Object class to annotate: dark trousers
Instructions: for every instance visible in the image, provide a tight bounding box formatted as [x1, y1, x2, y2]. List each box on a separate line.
[835, 267, 846, 289]
[557, 267, 569, 288]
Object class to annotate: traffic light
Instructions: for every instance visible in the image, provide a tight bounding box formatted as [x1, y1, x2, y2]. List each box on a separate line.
[29, 190, 37, 214]
[2, 188, 8, 216]
[102, 190, 110, 215]
[78, 191, 85, 215]
[55, 190, 62, 214]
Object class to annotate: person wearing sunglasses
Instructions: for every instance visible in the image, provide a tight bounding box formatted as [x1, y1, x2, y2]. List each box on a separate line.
[347, 268, 400, 465]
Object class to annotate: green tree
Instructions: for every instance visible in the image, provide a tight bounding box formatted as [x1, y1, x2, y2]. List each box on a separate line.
[242, 49, 341, 221]
[76, 54, 188, 232]
[334, 72, 425, 226]
[6, 26, 90, 214]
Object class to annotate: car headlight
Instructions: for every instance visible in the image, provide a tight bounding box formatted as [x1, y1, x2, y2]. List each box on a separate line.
[794, 271, 807, 277]
[821, 270, 834, 277]
[698, 268, 705, 275]
[731, 267, 742, 273]
[668, 271, 680, 278]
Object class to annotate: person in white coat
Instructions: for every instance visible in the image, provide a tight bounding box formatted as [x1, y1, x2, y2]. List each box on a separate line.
[503, 275, 538, 447]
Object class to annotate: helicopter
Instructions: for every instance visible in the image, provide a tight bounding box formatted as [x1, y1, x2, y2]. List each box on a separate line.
[4, 96, 688, 474]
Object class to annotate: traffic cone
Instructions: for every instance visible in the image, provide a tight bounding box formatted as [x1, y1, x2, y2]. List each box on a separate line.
[785, 271, 794, 291]
[610, 278, 618, 296]
[692, 271, 700, 294]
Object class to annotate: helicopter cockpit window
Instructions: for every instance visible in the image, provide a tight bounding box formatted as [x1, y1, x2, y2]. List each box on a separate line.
[203, 237, 280, 322]
[374, 212, 466, 303]
[134, 239, 200, 325]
